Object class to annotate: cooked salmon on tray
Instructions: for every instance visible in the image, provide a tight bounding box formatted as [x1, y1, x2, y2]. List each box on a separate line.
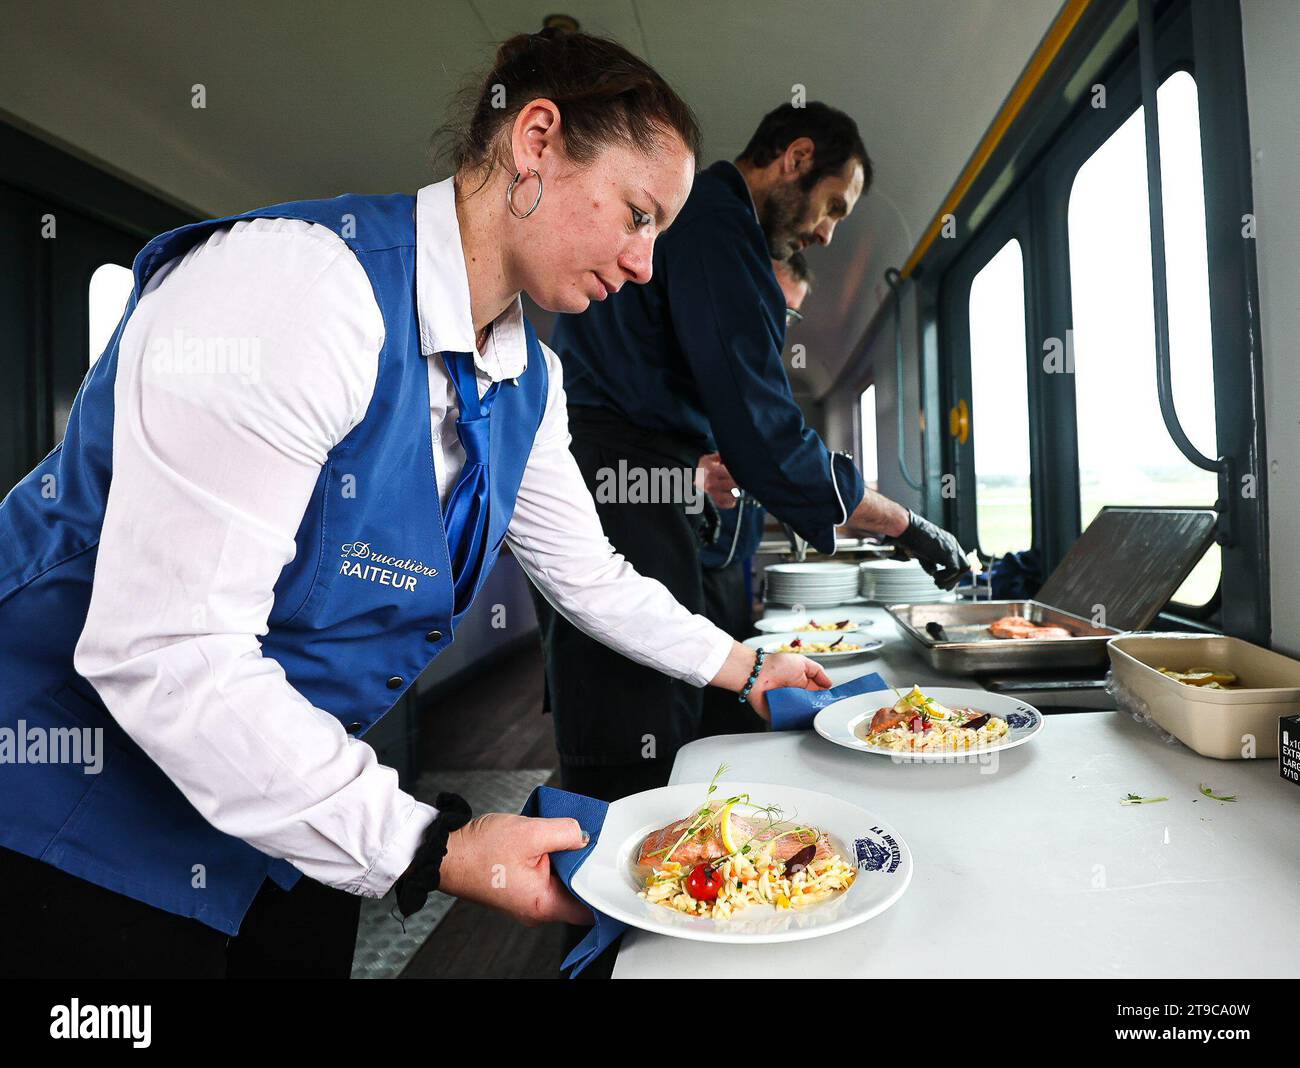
[989, 615, 1073, 640]
[636, 766, 853, 919]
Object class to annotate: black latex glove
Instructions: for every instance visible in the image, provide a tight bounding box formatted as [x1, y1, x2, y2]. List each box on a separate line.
[888, 510, 969, 590]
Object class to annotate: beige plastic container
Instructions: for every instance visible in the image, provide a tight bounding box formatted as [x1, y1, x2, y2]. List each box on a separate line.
[1107, 634, 1300, 759]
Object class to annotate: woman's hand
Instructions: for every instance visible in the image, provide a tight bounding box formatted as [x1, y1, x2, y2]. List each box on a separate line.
[709, 643, 831, 721]
[746, 651, 831, 720]
[437, 813, 594, 927]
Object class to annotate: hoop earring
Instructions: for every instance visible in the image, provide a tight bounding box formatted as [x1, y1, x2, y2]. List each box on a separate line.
[506, 168, 543, 219]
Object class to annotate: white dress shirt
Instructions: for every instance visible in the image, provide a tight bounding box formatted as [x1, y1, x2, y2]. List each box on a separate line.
[73, 179, 734, 898]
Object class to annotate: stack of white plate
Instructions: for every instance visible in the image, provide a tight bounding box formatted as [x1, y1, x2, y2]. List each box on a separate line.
[764, 562, 862, 608]
[859, 559, 955, 604]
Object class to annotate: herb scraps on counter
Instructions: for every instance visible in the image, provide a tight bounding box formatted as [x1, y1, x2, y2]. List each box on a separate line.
[1120, 793, 1169, 805]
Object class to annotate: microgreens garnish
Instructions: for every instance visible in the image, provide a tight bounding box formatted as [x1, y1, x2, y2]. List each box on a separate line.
[1199, 784, 1237, 802]
[645, 765, 824, 887]
[648, 764, 734, 864]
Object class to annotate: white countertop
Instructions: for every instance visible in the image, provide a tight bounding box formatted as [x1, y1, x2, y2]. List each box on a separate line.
[612, 609, 1300, 978]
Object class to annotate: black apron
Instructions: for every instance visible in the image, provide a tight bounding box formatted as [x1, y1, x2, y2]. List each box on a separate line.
[531, 406, 726, 781]
[699, 560, 766, 738]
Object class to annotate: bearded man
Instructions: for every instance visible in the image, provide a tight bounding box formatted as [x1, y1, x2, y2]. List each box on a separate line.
[533, 102, 968, 800]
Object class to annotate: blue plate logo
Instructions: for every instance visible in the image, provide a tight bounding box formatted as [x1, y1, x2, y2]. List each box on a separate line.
[854, 827, 902, 874]
[1005, 709, 1037, 730]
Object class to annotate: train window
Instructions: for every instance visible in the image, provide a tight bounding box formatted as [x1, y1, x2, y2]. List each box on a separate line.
[1067, 70, 1220, 606]
[968, 237, 1031, 557]
[858, 384, 879, 490]
[88, 262, 133, 368]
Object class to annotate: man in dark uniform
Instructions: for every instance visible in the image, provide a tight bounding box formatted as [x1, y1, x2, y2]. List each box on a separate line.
[534, 102, 968, 801]
[696, 253, 813, 738]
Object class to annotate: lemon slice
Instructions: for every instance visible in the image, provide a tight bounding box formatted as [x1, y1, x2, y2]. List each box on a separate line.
[719, 800, 740, 854]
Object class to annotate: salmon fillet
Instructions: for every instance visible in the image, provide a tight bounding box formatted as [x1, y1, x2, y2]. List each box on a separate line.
[989, 615, 1034, 638]
[750, 825, 834, 863]
[989, 615, 1072, 640]
[637, 815, 726, 868]
[637, 808, 832, 868]
[869, 706, 908, 733]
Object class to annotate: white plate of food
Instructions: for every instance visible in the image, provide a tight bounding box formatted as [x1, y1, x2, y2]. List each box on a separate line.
[744, 631, 884, 663]
[754, 608, 876, 634]
[569, 770, 912, 944]
[814, 684, 1044, 761]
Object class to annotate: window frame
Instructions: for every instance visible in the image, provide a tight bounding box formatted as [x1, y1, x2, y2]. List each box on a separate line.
[0, 120, 197, 483]
[940, 197, 1038, 563]
[931, 0, 1263, 631]
[1060, 66, 1222, 611]
[1035, 18, 1219, 617]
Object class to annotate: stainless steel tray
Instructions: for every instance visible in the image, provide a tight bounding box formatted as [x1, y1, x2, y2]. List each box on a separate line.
[885, 600, 1123, 674]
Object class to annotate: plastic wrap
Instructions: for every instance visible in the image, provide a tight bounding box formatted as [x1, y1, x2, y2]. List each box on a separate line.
[1104, 667, 1183, 747]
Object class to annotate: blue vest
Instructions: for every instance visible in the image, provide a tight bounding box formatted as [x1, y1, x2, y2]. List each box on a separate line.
[0, 195, 548, 935]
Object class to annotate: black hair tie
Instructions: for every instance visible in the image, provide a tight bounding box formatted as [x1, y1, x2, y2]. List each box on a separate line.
[392, 792, 473, 918]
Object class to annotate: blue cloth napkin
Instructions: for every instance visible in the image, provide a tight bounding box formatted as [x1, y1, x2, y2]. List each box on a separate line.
[520, 784, 625, 978]
[766, 671, 889, 731]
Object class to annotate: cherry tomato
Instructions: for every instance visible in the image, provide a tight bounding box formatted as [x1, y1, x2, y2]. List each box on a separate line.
[686, 863, 723, 901]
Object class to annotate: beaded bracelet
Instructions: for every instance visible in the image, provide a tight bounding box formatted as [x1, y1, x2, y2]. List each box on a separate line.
[738, 647, 767, 703]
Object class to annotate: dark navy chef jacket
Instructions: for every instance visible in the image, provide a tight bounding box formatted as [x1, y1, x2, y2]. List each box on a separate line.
[550, 160, 864, 555]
